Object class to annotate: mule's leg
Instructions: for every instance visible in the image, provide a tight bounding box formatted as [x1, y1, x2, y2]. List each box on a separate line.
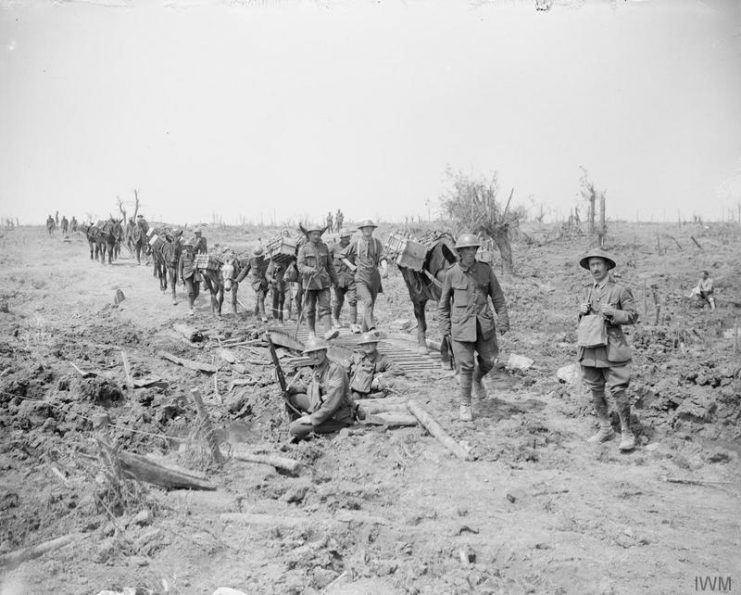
[217, 283, 224, 317]
[231, 286, 238, 315]
[169, 267, 178, 304]
[413, 299, 429, 354]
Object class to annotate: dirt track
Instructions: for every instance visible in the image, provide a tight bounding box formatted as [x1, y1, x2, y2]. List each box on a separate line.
[0, 223, 739, 594]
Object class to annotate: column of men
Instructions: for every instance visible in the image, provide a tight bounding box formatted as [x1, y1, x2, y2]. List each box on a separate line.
[287, 236, 640, 454]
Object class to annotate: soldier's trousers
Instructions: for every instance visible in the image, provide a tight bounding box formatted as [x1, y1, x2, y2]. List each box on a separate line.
[451, 330, 498, 406]
[287, 393, 353, 439]
[356, 280, 379, 331]
[303, 288, 331, 332]
[580, 363, 631, 398]
[184, 278, 200, 306]
[271, 285, 286, 320]
[333, 283, 357, 323]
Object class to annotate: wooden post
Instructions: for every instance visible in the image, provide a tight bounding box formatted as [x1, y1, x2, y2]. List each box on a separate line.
[190, 389, 224, 465]
[643, 280, 648, 322]
[121, 350, 133, 396]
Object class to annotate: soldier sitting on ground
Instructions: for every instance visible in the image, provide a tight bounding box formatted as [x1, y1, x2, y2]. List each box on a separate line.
[286, 337, 355, 442]
[689, 270, 715, 310]
[348, 332, 401, 405]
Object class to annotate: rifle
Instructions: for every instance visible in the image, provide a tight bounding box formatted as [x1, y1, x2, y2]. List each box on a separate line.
[264, 332, 303, 417]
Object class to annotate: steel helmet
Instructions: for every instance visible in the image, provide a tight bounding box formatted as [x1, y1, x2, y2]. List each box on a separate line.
[304, 223, 325, 234]
[339, 227, 353, 238]
[182, 238, 195, 248]
[455, 233, 481, 250]
[579, 248, 616, 271]
[253, 247, 265, 257]
[302, 337, 329, 355]
[357, 332, 381, 345]
[357, 219, 378, 229]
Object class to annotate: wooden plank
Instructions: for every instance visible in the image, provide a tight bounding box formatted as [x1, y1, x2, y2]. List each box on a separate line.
[407, 400, 474, 461]
[158, 351, 217, 374]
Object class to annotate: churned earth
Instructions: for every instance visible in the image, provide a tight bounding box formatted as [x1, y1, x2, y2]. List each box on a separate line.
[0, 221, 739, 595]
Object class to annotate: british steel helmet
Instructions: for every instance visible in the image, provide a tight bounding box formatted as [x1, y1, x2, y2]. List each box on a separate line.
[579, 248, 616, 271]
[304, 223, 325, 234]
[358, 332, 381, 345]
[302, 337, 329, 354]
[454, 233, 480, 250]
[253, 246, 264, 257]
[182, 238, 195, 248]
[357, 219, 378, 229]
[339, 227, 353, 238]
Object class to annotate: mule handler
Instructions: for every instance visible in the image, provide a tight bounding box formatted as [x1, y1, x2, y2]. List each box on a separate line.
[286, 337, 354, 441]
[577, 248, 639, 451]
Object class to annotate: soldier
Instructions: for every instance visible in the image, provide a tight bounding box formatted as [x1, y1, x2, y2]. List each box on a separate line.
[55, 211, 59, 226]
[178, 239, 200, 315]
[194, 228, 208, 255]
[577, 248, 639, 451]
[330, 228, 357, 329]
[266, 258, 288, 322]
[326, 211, 334, 234]
[297, 224, 339, 340]
[347, 219, 388, 332]
[286, 337, 354, 441]
[125, 218, 137, 251]
[70, 216, 78, 233]
[691, 270, 715, 310]
[439, 233, 510, 422]
[335, 209, 344, 234]
[348, 332, 399, 404]
[236, 247, 270, 322]
[137, 214, 149, 236]
[60, 216, 69, 236]
[46, 215, 55, 236]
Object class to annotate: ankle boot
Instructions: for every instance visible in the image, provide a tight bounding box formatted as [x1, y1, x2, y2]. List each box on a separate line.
[587, 389, 614, 442]
[615, 395, 636, 451]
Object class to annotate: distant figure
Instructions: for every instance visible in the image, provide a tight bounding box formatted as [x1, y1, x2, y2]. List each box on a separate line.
[46, 215, 55, 236]
[70, 216, 78, 233]
[335, 209, 344, 234]
[136, 214, 149, 237]
[54, 211, 59, 226]
[326, 211, 333, 234]
[60, 215, 69, 235]
[690, 270, 715, 310]
[179, 239, 200, 315]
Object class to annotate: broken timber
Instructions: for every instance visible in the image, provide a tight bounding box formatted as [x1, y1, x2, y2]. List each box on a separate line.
[99, 440, 215, 490]
[407, 400, 474, 461]
[159, 351, 217, 374]
[230, 446, 301, 474]
[0, 533, 88, 570]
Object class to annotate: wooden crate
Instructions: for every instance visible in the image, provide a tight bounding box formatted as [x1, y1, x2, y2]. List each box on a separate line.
[266, 236, 298, 264]
[384, 233, 406, 258]
[196, 254, 222, 271]
[396, 238, 427, 272]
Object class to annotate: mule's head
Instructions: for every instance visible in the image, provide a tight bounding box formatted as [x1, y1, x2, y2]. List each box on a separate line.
[221, 257, 238, 291]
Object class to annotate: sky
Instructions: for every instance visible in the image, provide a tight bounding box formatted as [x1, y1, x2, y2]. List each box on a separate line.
[1, 0, 740, 226]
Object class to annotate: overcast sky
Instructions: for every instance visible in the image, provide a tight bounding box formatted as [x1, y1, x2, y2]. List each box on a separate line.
[1, 0, 740, 225]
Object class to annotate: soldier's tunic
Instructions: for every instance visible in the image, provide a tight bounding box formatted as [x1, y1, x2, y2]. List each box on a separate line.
[330, 241, 357, 323]
[297, 239, 338, 331]
[288, 359, 354, 438]
[348, 350, 396, 400]
[438, 259, 509, 376]
[578, 277, 637, 397]
[236, 254, 269, 317]
[347, 237, 384, 331]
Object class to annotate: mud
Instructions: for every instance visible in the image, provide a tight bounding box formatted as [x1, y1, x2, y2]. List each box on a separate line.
[0, 223, 739, 594]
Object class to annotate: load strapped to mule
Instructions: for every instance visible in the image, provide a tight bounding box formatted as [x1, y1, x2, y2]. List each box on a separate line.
[195, 253, 223, 271]
[265, 235, 298, 265]
[384, 233, 427, 272]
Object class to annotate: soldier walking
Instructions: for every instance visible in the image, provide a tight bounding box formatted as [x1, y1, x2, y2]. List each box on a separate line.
[179, 239, 201, 315]
[266, 258, 288, 322]
[331, 228, 357, 329]
[348, 219, 387, 332]
[297, 224, 338, 340]
[439, 233, 510, 422]
[326, 211, 334, 234]
[577, 248, 638, 451]
[61, 216, 69, 236]
[335, 209, 344, 234]
[194, 228, 208, 255]
[236, 247, 269, 322]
